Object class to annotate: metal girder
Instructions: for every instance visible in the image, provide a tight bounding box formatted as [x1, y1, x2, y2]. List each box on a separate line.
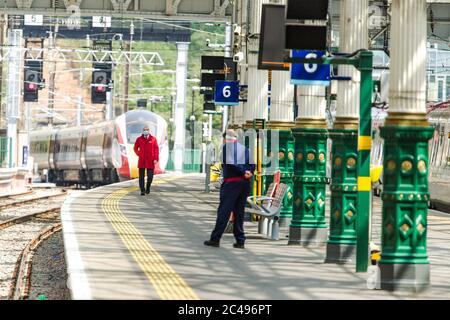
[213, 0, 230, 16]
[0, 46, 165, 65]
[2, 0, 231, 22]
[63, 0, 83, 8]
[110, 0, 133, 12]
[166, 0, 182, 15]
[15, 0, 34, 9]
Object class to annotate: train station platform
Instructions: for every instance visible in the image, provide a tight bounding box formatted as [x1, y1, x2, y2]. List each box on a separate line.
[61, 173, 450, 300]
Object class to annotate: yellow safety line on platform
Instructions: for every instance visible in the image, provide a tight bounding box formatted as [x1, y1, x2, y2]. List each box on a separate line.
[101, 177, 199, 300]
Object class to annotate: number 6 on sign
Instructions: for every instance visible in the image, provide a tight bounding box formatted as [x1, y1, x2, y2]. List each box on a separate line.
[214, 80, 240, 106]
[290, 50, 330, 86]
[304, 52, 318, 73]
[223, 86, 231, 98]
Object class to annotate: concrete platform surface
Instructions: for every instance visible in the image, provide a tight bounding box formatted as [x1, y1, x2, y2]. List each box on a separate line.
[61, 173, 450, 300]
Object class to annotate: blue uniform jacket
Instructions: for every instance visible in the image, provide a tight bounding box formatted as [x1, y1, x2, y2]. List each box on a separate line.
[221, 141, 256, 179]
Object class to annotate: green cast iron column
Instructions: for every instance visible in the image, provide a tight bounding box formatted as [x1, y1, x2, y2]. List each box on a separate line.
[264, 127, 295, 226]
[289, 121, 328, 246]
[325, 128, 358, 263]
[379, 124, 433, 291]
[355, 50, 373, 272]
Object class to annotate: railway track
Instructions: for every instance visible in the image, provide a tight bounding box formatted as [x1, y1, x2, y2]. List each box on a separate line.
[0, 207, 60, 230]
[0, 190, 34, 200]
[0, 188, 68, 300]
[0, 190, 67, 211]
[9, 223, 62, 300]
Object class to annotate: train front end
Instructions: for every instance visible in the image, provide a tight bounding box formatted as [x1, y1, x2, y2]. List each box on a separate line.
[115, 109, 169, 180]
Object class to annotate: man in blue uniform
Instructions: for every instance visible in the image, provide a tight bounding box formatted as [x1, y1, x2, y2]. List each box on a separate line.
[204, 129, 255, 249]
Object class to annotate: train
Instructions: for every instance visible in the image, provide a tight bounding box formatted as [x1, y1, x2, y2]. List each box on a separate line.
[29, 109, 169, 188]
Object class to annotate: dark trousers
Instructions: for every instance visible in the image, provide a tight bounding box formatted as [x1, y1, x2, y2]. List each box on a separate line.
[210, 180, 250, 244]
[139, 168, 154, 192]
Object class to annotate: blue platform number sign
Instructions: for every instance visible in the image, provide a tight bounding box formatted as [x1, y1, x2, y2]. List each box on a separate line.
[214, 80, 240, 106]
[290, 50, 330, 86]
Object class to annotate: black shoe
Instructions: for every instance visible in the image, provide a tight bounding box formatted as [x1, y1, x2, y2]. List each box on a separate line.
[145, 189, 150, 194]
[233, 243, 245, 249]
[141, 191, 145, 195]
[204, 240, 220, 247]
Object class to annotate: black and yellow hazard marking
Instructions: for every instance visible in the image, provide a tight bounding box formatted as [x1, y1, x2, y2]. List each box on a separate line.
[101, 178, 199, 300]
[357, 135, 372, 151]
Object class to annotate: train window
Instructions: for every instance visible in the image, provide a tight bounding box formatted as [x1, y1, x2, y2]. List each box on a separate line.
[126, 122, 156, 144]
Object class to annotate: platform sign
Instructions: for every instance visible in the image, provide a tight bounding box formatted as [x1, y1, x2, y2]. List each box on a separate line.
[24, 15, 43, 26]
[290, 50, 330, 86]
[214, 81, 240, 106]
[258, 4, 289, 71]
[93, 16, 112, 28]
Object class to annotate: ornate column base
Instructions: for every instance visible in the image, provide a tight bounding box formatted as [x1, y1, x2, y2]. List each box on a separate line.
[288, 226, 328, 246]
[325, 125, 358, 264]
[289, 119, 328, 247]
[379, 122, 433, 292]
[380, 264, 430, 292]
[324, 244, 356, 264]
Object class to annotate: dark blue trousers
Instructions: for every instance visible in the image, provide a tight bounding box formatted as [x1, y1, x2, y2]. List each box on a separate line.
[210, 180, 250, 244]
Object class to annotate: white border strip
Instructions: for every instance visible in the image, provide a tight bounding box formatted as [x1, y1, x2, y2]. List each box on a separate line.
[61, 191, 93, 300]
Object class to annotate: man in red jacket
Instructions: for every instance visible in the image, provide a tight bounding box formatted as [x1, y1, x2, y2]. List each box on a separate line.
[133, 126, 159, 195]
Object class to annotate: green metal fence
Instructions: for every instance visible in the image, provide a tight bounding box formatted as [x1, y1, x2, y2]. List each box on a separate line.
[166, 149, 202, 173]
[0, 137, 11, 168]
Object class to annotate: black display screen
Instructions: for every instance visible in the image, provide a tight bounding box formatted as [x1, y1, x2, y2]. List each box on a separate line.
[258, 4, 289, 71]
[285, 25, 327, 50]
[286, 0, 328, 20]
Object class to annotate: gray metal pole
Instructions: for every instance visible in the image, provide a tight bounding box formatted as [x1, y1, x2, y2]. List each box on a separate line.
[0, 14, 5, 124]
[6, 29, 22, 168]
[106, 91, 113, 120]
[47, 29, 57, 126]
[76, 97, 83, 126]
[174, 42, 189, 173]
[222, 22, 232, 132]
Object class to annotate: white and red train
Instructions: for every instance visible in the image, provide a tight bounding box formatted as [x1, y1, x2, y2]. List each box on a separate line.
[29, 109, 169, 187]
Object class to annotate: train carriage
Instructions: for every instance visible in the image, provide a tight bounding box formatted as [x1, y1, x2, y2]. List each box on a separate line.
[29, 109, 168, 188]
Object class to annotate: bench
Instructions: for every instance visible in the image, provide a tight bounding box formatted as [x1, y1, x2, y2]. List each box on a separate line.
[246, 182, 288, 240]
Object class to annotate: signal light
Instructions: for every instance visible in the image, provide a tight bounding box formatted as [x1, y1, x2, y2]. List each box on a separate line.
[27, 83, 37, 91]
[23, 65, 40, 102]
[95, 85, 106, 93]
[91, 65, 111, 104]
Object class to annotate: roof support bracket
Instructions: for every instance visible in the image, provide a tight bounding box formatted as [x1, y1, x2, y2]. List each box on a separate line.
[110, 0, 133, 12]
[166, 0, 182, 15]
[63, 0, 83, 8]
[15, 0, 34, 9]
[213, 0, 230, 16]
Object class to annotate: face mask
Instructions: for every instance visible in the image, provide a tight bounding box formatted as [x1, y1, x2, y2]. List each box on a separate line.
[143, 130, 149, 136]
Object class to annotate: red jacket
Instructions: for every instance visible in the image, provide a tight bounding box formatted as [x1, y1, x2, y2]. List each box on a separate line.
[133, 134, 159, 169]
